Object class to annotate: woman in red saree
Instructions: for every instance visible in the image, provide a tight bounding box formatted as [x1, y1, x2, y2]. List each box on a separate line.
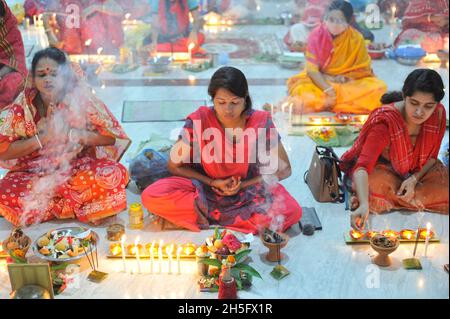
[142, 67, 302, 234]
[44, 0, 125, 54]
[340, 69, 448, 231]
[0, 48, 131, 227]
[145, 0, 205, 55]
[394, 0, 449, 53]
[0, 0, 27, 110]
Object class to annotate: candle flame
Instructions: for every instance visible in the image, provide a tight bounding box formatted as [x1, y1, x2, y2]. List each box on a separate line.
[85, 39, 92, 47]
[125, 13, 131, 20]
[121, 234, 126, 244]
[177, 246, 182, 256]
[188, 42, 195, 51]
[97, 47, 104, 55]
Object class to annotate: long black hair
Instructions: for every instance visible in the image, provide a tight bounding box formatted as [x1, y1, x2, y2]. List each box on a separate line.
[0, 0, 6, 18]
[208, 66, 252, 112]
[327, 0, 354, 24]
[381, 69, 445, 104]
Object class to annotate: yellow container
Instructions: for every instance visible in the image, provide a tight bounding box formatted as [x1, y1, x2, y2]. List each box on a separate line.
[128, 203, 144, 229]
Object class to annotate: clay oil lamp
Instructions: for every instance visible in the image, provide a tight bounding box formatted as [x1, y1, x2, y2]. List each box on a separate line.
[349, 229, 365, 241]
[400, 229, 416, 240]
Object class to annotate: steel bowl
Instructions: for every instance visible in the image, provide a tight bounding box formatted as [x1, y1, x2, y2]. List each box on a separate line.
[32, 227, 99, 263]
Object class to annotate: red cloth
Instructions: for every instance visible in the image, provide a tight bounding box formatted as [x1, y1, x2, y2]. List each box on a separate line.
[402, 0, 449, 32]
[24, 0, 46, 18]
[305, 23, 334, 70]
[341, 103, 447, 178]
[156, 32, 205, 53]
[0, 0, 27, 109]
[141, 107, 302, 234]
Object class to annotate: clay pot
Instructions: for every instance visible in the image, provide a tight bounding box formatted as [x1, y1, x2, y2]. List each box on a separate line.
[260, 233, 289, 262]
[370, 236, 400, 267]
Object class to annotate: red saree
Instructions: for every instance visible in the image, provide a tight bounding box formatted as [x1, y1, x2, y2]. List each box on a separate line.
[0, 82, 131, 226]
[341, 104, 448, 214]
[142, 107, 302, 234]
[394, 0, 449, 53]
[0, 0, 27, 109]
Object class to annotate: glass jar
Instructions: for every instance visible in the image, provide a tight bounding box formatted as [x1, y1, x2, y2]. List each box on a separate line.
[128, 203, 144, 229]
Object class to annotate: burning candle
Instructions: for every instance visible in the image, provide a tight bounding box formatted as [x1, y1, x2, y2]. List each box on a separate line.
[349, 229, 364, 240]
[166, 244, 174, 274]
[391, 5, 397, 24]
[135, 236, 141, 274]
[188, 42, 195, 64]
[121, 234, 127, 273]
[424, 223, 431, 257]
[85, 39, 92, 63]
[288, 103, 293, 125]
[158, 240, 163, 273]
[150, 241, 155, 274]
[177, 246, 182, 274]
[400, 229, 416, 240]
[365, 230, 379, 239]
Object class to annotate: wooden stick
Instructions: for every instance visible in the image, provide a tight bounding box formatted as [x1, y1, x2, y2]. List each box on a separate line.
[89, 241, 96, 271]
[82, 244, 94, 270]
[412, 226, 421, 257]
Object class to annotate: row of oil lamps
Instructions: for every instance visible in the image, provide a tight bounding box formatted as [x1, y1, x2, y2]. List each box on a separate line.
[350, 228, 435, 241]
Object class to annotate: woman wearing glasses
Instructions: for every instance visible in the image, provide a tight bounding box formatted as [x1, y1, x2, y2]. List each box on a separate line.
[287, 0, 387, 114]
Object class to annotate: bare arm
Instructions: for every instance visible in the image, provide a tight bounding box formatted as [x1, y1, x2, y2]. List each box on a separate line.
[70, 129, 116, 147]
[350, 168, 370, 230]
[0, 136, 42, 161]
[167, 139, 214, 186]
[241, 141, 292, 189]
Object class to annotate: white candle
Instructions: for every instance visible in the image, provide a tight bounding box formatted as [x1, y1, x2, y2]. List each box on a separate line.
[150, 241, 155, 274]
[188, 42, 195, 64]
[289, 103, 293, 126]
[135, 236, 141, 274]
[158, 240, 163, 273]
[121, 234, 127, 273]
[270, 103, 274, 116]
[167, 244, 174, 274]
[176, 246, 182, 275]
[424, 222, 431, 257]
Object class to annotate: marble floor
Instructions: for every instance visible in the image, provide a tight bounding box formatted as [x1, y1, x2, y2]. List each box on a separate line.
[0, 1, 449, 299]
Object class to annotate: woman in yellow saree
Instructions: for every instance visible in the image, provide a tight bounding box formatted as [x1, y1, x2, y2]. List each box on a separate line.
[287, 0, 387, 114]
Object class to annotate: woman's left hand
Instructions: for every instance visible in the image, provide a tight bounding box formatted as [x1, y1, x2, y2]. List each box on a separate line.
[397, 175, 418, 203]
[212, 176, 242, 196]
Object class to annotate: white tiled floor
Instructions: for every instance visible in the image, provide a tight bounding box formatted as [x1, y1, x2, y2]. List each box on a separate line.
[0, 5, 449, 298]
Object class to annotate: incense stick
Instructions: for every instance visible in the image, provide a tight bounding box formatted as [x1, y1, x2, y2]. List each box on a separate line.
[94, 239, 99, 269]
[89, 241, 96, 271]
[412, 226, 421, 257]
[82, 244, 94, 270]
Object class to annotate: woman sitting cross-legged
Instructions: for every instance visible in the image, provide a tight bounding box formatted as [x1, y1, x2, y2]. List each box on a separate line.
[340, 69, 449, 231]
[0, 47, 131, 226]
[142, 67, 302, 234]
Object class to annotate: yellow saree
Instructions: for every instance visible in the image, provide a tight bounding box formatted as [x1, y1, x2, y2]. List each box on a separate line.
[287, 25, 387, 114]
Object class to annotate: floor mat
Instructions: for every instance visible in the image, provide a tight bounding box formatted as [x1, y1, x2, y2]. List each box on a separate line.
[122, 100, 208, 122]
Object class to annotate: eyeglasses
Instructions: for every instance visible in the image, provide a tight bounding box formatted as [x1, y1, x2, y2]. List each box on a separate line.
[325, 16, 348, 25]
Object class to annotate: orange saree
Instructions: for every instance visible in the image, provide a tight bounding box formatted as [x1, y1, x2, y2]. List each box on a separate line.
[287, 24, 387, 114]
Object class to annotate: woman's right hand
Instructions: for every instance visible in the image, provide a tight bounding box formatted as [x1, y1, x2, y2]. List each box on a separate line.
[324, 87, 337, 110]
[350, 202, 370, 231]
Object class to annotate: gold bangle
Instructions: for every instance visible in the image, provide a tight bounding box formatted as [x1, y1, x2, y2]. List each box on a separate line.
[35, 135, 43, 149]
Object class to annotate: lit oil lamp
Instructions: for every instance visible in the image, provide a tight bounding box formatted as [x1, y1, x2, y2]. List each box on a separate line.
[127, 243, 143, 256]
[309, 116, 332, 126]
[365, 230, 379, 239]
[109, 243, 122, 256]
[354, 115, 369, 124]
[349, 229, 364, 240]
[145, 242, 158, 256]
[381, 230, 399, 239]
[182, 243, 196, 256]
[400, 229, 416, 240]
[419, 228, 434, 240]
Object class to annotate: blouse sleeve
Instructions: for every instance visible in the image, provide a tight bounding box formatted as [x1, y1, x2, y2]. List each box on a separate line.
[352, 123, 390, 175]
[431, 106, 447, 159]
[0, 105, 25, 155]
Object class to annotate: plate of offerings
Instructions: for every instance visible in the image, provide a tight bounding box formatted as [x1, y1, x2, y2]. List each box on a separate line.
[32, 227, 99, 263]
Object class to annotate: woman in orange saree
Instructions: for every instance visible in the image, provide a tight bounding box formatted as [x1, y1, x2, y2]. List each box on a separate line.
[340, 69, 448, 231]
[0, 0, 27, 110]
[0, 48, 131, 226]
[394, 0, 449, 53]
[142, 67, 302, 235]
[287, 0, 387, 114]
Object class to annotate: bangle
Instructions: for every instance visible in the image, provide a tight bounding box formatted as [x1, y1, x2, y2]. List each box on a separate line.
[324, 87, 335, 94]
[68, 129, 77, 144]
[35, 135, 43, 149]
[428, 14, 432, 23]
